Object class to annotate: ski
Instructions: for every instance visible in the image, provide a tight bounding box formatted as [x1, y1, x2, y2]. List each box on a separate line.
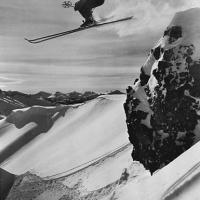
[25, 16, 133, 44]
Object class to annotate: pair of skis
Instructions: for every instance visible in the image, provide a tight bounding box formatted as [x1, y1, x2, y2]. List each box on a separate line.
[25, 16, 133, 44]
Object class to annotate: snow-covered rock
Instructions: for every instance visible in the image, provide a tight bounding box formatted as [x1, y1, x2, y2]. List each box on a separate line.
[124, 8, 200, 173]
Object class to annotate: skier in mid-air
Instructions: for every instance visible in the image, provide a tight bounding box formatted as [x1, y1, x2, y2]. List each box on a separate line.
[25, 1, 132, 43]
[63, 0, 105, 27]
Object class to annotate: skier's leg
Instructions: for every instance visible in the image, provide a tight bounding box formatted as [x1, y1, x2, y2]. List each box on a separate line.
[81, 0, 105, 19]
[75, 0, 105, 27]
[78, 7, 93, 19]
[79, 8, 95, 27]
[78, 1, 96, 27]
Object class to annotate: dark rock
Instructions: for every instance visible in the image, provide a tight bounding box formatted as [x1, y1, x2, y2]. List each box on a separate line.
[140, 68, 150, 86]
[108, 90, 125, 95]
[0, 168, 16, 200]
[164, 26, 182, 43]
[153, 46, 162, 60]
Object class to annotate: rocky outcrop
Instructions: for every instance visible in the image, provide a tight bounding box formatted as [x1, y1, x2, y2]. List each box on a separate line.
[124, 8, 200, 173]
[6, 172, 80, 200]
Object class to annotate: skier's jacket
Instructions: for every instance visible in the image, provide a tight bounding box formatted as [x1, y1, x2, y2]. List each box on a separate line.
[74, 0, 105, 11]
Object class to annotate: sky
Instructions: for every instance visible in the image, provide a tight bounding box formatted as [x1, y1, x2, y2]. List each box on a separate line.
[0, 0, 200, 93]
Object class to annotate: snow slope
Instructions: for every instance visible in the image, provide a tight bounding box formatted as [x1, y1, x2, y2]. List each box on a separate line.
[110, 140, 200, 200]
[6, 143, 146, 200]
[1, 95, 129, 178]
[3, 94, 147, 200]
[11, 140, 200, 200]
[5, 93, 200, 200]
[0, 105, 69, 164]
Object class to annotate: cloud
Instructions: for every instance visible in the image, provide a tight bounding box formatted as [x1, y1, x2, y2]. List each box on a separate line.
[0, 76, 21, 83]
[105, 0, 200, 37]
[4, 0, 200, 93]
[0, 76, 23, 89]
[0, 0, 78, 37]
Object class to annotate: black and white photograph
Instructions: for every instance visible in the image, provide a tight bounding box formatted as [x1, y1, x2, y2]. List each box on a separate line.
[1, 0, 200, 199]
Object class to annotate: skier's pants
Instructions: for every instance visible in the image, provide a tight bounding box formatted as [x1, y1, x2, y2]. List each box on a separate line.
[75, 0, 105, 19]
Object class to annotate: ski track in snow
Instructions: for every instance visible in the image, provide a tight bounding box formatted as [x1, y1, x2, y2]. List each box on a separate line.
[162, 161, 200, 200]
[43, 143, 131, 181]
[1, 95, 129, 177]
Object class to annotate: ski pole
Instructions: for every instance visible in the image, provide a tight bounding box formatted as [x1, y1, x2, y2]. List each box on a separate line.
[62, 1, 74, 8]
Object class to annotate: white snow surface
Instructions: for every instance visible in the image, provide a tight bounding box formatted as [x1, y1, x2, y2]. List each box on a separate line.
[56, 143, 135, 192]
[1, 95, 129, 178]
[109, 141, 200, 200]
[0, 122, 37, 152]
[142, 8, 200, 79]
[169, 8, 200, 59]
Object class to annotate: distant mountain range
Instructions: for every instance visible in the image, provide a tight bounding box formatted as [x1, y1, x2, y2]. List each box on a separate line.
[48, 91, 100, 104]
[0, 89, 124, 117]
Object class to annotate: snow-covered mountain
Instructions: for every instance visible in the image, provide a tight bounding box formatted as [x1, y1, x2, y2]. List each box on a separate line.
[124, 7, 200, 173]
[2, 7, 200, 200]
[1, 95, 129, 175]
[0, 90, 54, 116]
[0, 90, 101, 118]
[1, 94, 138, 199]
[48, 91, 100, 105]
[5, 144, 146, 200]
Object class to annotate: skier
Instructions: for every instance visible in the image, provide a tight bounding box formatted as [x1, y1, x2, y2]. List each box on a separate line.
[25, 1, 132, 43]
[63, 0, 105, 27]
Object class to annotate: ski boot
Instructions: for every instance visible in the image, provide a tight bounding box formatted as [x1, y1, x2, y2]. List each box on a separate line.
[80, 16, 97, 28]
